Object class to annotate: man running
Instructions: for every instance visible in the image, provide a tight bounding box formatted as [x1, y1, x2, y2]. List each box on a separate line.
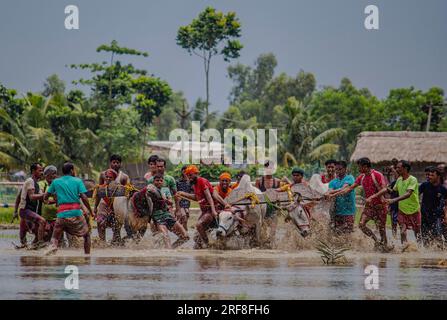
[175, 165, 193, 230]
[44, 162, 93, 255]
[368, 160, 421, 249]
[151, 174, 189, 248]
[16, 163, 46, 249]
[326, 161, 356, 234]
[330, 157, 391, 251]
[175, 165, 219, 249]
[96, 154, 129, 243]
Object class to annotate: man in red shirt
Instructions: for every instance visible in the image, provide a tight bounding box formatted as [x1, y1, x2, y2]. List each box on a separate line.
[175, 165, 219, 249]
[330, 157, 392, 252]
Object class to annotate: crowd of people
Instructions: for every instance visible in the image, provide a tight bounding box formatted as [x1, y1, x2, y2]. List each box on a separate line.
[11, 153, 447, 255]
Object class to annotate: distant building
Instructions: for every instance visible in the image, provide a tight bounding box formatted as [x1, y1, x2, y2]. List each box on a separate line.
[123, 140, 224, 179]
[350, 131, 447, 180]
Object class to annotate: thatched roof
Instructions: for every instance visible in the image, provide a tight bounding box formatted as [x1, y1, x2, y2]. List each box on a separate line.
[350, 131, 447, 164]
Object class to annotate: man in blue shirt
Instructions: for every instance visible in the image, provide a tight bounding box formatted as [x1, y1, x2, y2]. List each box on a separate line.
[326, 161, 356, 234]
[44, 162, 93, 255]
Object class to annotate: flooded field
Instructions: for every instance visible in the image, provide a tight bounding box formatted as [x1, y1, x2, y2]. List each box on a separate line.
[1, 229, 446, 300]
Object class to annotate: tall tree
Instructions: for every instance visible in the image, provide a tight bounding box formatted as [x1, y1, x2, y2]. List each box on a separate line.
[70, 40, 172, 158]
[228, 53, 277, 104]
[177, 7, 243, 126]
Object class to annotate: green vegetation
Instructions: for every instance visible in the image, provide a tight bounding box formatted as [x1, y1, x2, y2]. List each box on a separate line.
[0, 207, 15, 224]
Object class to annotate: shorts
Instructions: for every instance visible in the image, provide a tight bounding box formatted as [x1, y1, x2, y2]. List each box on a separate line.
[54, 215, 89, 238]
[153, 210, 177, 230]
[334, 215, 354, 233]
[398, 210, 421, 232]
[362, 204, 387, 228]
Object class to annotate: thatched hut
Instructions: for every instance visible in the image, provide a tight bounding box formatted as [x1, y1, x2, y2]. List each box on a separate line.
[350, 131, 447, 180]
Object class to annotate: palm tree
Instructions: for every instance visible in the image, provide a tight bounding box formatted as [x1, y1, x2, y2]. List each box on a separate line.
[280, 97, 345, 165]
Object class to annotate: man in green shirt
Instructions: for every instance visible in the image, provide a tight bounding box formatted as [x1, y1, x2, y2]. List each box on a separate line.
[368, 160, 421, 246]
[150, 174, 189, 249]
[147, 158, 179, 231]
[44, 162, 93, 255]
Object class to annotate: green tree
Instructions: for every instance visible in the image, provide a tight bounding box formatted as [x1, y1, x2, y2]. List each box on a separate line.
[70, 40, 172, 158]
[228, 53, 277, 104]
[177, 7, 243, 126]
[280, 97, 345, 165]
[310, 78, 383, 158]
[42, 74, 66, 97]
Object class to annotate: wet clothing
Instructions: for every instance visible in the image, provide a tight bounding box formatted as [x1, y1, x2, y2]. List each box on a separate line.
[151, 185, 177, 230]
[47, 175, 87, 218]
[192, 177, 214, 214]
[362, 203, 387, 228]
[334, 215, 354, 233]
[18, 178, 40, 212]
[176, 178, 193, 209]
[398, 210, 421, 232]
[152, 210, 177, 230]
[52, 215, 89, 240]
[389, 180, 399, 226]
[329, 175, 356, 216]
[393, 175, 420, 215]
[355, 170, 386, 207]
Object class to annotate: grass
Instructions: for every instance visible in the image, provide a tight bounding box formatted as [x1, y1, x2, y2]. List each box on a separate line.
[0, 207, 16, 224]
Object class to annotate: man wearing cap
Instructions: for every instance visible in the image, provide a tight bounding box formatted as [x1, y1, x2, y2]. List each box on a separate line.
[175, 165, 219, 249]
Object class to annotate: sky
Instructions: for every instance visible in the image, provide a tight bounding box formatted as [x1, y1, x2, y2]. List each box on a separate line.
[0, 0, 446, 113]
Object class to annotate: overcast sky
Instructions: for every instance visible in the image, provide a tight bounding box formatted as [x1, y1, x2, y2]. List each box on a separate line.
[1, 0, 446, 112]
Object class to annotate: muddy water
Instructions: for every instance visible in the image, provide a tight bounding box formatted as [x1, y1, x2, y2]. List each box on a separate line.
[1, 229, 446, 300]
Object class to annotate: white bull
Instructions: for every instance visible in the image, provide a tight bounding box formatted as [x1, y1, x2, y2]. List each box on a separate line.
[210, 175, 266, 248]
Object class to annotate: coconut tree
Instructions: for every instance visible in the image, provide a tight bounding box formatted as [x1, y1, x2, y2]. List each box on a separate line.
[279, 97, 345, 165]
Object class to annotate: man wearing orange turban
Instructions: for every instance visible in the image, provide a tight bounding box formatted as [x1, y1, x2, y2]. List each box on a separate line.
[175, 165, 219, 248]
[216, 172, 233, 199]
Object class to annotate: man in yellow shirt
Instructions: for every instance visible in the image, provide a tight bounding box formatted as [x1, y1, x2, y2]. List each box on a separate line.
[368, 160, 421, 246]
